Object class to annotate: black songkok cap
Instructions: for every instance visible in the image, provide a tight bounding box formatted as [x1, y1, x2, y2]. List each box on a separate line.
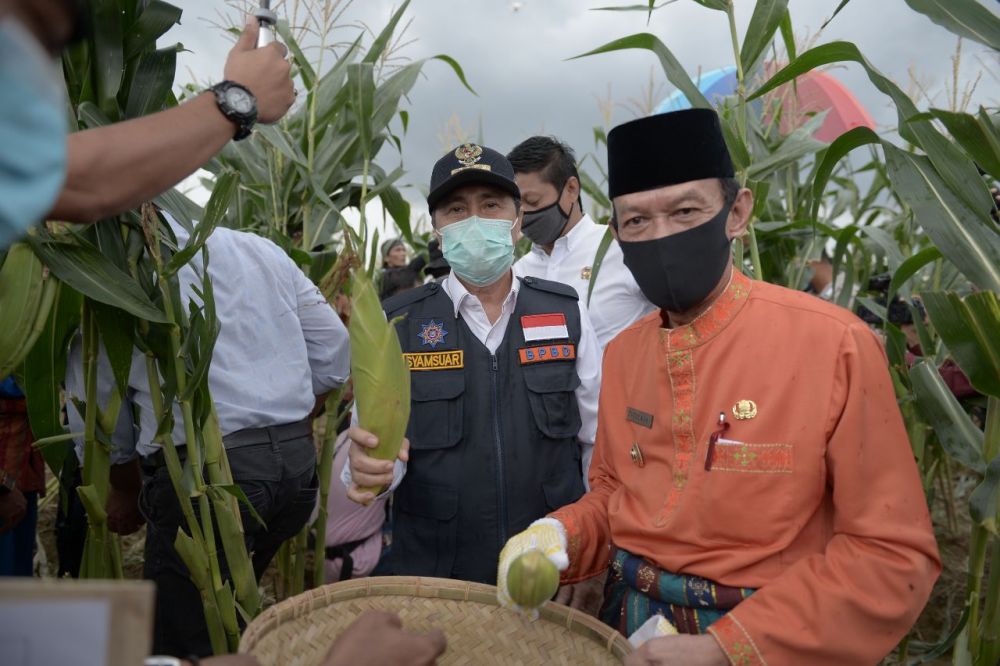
[607, 109, 735, 200]
[427, 143, 521, 211]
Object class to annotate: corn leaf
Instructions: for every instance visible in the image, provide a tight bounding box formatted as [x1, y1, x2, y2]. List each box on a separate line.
[970, 453, 1000, 532]
[348, 269, 410, 490]
[587, 226, 615, 307]
[888, 246, 942, 301]
[124, 0, 182, 59]
[89, 0, 125, 119]
[821, 0, 854, 29]
[778, 9, 796, 61]
[571, 33, 710, 110]
[929, 107, 1000, 181]
[922, 291, 1000, 399]
[277, 19, 315, 90]
[909, 360, 984, 473]
[902, 0, 1000, 52]
[740, 0, 789, 73]
[883, 145, 1000, 294]
[348, 63, 375, 163]
[27, 235, 168, 322]
[124, 46, 177, 119]
[23, 283, 82, 474]
[362, 0, 411, 65]
[809, 127, 880, 221]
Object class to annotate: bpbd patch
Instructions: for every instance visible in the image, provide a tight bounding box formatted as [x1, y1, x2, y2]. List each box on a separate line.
[518, 344, 577, 365]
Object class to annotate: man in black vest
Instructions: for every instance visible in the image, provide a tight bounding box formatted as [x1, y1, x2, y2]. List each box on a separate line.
[345, 144, 603, 607]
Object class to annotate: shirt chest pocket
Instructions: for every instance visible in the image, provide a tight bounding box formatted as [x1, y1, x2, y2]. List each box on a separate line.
[698, 437, 820, 547]
[522, 363, 582, 439]
[408, 372, 464, 451]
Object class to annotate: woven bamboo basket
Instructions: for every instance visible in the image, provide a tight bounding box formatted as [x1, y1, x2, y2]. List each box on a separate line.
[240, 576, 632, 665]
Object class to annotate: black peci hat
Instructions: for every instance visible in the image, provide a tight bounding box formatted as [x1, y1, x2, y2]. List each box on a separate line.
[427, 143, 521, 211]
[607, 109, 735, 200]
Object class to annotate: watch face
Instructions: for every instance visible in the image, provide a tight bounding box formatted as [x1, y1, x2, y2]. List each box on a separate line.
[225, 87, 254, 114]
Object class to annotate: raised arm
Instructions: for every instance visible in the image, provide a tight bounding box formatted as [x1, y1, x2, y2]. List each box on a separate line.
[50, 19, 294, 224]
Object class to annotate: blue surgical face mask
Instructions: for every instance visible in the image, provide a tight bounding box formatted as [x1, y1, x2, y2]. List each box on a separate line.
[0, 18, 68, 248]
[439, 216, 514, 287]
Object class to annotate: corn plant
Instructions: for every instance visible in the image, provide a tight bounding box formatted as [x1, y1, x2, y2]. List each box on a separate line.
[8, 0, 266, 654]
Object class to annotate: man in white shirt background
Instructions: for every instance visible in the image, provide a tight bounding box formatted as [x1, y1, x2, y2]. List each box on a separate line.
[509, 137, 654, 349]
[66, 212, 351, 658]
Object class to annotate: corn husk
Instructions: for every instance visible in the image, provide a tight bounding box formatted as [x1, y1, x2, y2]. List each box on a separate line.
[348, 269, 410, 494]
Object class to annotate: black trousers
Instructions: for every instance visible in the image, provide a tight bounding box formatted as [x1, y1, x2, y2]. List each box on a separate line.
[139, 436, 317, 657]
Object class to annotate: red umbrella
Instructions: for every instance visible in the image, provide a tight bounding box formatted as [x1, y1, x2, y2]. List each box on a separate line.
[767, 69, 876, 142]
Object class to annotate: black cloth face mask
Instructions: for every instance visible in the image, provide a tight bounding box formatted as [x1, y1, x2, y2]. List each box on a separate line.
[521, 190, 572, 246]
[619, 203, 733, 313]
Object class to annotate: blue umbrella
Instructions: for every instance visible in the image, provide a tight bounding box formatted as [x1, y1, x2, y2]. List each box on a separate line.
[655, 66, 739, 113]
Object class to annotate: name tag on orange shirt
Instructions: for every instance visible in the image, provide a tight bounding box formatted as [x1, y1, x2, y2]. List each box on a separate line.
[626, 407, 654, 429]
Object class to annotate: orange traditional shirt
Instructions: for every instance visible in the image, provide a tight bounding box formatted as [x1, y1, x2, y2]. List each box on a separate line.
[552, 271, 940, 666]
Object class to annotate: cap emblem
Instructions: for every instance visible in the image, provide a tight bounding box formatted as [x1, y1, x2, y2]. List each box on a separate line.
[451, 143, 491, 175]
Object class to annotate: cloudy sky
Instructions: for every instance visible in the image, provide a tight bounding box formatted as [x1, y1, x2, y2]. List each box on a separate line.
[168, 0, 999, 230]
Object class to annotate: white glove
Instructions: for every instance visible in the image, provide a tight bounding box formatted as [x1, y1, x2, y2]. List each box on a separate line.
[628, 614, 679, 648]
[496, 517, 568, 616]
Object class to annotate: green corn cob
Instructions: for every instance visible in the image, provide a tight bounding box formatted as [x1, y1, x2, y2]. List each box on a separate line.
[0, 243, 48, 376]
[348, 268, 411, 495]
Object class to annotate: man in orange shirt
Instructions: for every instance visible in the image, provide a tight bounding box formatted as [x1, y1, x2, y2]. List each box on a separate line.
[497, 109, 940, 665]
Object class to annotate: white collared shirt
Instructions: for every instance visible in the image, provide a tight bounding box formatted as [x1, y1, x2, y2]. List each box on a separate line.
[514, 214, 655, 349]
[439, 272, 600, 456]
[67, 213, 351, 462]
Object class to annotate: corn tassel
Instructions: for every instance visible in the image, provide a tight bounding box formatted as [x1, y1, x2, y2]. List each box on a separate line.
[348, 268, 410, 495]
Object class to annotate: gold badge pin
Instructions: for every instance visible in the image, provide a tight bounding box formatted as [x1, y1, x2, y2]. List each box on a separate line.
[454, 143, 483, 167]
[732, 399, 758, 420]
[630, 442, 645, 467]
[581, 266, 592, 281]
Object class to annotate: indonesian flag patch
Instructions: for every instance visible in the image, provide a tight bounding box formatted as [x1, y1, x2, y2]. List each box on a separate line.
[521, 313, 569, 342]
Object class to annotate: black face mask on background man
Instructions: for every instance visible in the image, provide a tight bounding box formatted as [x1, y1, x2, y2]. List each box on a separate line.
[618, 204, 733, 314]
[521, 189, 572, 246]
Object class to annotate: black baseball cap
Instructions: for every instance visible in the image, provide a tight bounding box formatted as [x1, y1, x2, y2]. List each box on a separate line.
[427, 143, 521, 211]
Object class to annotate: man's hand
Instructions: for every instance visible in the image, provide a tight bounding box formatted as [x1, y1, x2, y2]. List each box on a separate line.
[106, 485, 144, 535]
[0, 488, 27, 535]
[625, 634, 729, 666]
[223, 17, 295, 124]
[346, 426, 409, 505]
[554, 569, 607, 617]
[496, 518, 568, 616]
[322, 610, 446, 666]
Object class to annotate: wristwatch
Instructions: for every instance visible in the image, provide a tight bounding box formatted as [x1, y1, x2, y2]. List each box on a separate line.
[210, 80, 257, 141]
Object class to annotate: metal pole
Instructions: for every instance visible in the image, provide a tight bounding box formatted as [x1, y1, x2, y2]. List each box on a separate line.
[255, 0, 277, 47]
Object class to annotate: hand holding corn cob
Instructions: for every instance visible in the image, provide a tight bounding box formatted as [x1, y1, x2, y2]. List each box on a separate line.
[345, 425, 410, 505]
[497, 518, 568, 618]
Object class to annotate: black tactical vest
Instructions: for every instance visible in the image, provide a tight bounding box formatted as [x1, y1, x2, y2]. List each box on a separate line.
[382, 276, 586, 584]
